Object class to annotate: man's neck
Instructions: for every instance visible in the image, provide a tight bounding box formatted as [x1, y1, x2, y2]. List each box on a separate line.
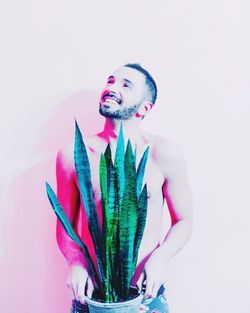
[100, 117, 145, 149]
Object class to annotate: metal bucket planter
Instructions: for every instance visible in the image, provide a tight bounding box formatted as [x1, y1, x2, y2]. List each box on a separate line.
[85, 293, 143, 313]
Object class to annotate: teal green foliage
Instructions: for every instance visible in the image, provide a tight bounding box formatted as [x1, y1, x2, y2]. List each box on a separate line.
[136, 146, 149, 198]
[45, 121, 149, 302]
[45, 182, 103, 296]
[74, 121, 106, 288]
[119, 140, 138, 298]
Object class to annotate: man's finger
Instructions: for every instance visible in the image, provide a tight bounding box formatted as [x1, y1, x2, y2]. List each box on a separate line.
[77, 280, 87, 304]
[68, 284, 77, 300]
[139, 304, 149, 312]
[70, 281, 78, 300]
[137, 271, 146, 293]
[151, 283, 161, 298]
[86, 277, 94, 298]
[144, 278, 153, 299]
[66, 277, 71, 289]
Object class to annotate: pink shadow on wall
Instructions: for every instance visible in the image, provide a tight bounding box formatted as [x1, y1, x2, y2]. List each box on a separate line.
[0, 91, 104, 313]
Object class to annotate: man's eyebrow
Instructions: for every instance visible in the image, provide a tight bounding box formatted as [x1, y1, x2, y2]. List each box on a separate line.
[123, 78, 133, 85]
[107, 76, 133, 85]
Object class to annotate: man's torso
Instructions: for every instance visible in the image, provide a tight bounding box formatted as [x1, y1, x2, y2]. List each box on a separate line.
[62, 130, 174, 282]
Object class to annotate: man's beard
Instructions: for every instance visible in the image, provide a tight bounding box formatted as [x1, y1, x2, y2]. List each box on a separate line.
[99, 103, 140, 120]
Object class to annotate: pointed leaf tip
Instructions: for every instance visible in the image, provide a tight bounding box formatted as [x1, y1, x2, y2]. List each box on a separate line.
[126, 139, 132, 151]
[74, 120, 82, 137]
[45, 181, 51, 192]
[119, 122, 123, 133]
[75, 120, 79, 131]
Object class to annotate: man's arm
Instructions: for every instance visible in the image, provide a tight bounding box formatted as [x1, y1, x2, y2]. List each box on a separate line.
[143, 141, 193, 298]
[56, 146, 86, 266]
[56, 145, 94, 302]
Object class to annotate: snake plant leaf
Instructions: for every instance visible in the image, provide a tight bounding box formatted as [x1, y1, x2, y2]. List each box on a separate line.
[136, 146, 150, 199]
[105, 243, 112, 301]
[45, 182, 103, 293]
[134, 144, 137, 163]
[119, 139, 138, 299]
[103, 145, 117, 239]
[101, 144, 115, 297]
[133, 184, 148, 268]
[109, 247, 118, 302]
[74, 120, 105, 287]
[103, 144, 120, 300]
[99, 153, 108, 240]
[104, 143, 112, 190]
[106, 210, 119, 279]
[114, 124, 125, 207]
[112, 125, 126, 298]
[107, 161, 116, 220]
[105, 161, 116, 300]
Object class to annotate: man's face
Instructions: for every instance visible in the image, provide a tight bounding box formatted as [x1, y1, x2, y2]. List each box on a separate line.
[99, 66, 149, 120]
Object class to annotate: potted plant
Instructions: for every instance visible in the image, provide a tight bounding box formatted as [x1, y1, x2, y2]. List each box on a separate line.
[46, 121, 149, 313]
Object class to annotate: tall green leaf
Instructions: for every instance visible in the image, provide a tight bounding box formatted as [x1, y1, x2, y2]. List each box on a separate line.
[113, 125, 125, 298]
[99, 153, 108, 240]
[45, 182, 103, 294]
[114, 124, 125, 207]
[74, 120, 105, 287]
[104, 143, 112, 191]
[134, 144, 137, 163]
[133, 184, 148, 268]
[119, 140, 138, 299]
[136, 146, 149, 198]
[109, 248, 118, 302]
[104, 144, 120, 301]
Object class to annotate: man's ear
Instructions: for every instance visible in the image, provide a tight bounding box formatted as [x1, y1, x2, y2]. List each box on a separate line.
[136, 101, 153, 119]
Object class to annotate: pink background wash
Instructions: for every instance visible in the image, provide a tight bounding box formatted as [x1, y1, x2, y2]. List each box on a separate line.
[0, 92, 105, 313]
[1, 1, 250, 312]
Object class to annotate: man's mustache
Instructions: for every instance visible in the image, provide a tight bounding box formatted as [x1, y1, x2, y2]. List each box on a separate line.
[101, 91, 122, 104]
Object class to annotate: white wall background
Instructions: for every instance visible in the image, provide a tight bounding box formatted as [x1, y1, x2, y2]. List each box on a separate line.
[0, 0, 250, 312]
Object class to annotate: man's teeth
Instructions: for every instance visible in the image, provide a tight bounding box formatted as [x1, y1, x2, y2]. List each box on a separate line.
[104, 98, 119, 104]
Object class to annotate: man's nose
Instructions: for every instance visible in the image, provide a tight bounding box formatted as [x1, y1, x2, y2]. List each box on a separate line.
[108, 82, 120, 94]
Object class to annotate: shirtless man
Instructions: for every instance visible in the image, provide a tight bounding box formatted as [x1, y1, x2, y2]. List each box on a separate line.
[56, 63, 193, 313]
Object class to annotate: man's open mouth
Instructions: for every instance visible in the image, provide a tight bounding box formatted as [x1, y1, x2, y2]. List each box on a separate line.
[102, 93, 122, 105]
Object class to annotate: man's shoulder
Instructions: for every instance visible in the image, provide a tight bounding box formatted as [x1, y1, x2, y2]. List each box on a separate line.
[56, 142, 74, 174]
[155, 139, 184, 159]
[57, 135, 102, 162]
[144, 132, 183, 159]
[145, 133, 186, 178]
[56, 136, 97, 176]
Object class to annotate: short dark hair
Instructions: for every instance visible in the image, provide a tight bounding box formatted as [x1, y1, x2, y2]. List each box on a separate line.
[124, 63, 157, 104]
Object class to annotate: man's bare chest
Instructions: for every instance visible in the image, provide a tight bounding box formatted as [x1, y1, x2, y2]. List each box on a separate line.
[82, 151, 165, 203]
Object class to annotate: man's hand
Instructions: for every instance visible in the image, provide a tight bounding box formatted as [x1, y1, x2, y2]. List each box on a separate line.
[137, 249, 167, 299]
[66, 264, 94, 304]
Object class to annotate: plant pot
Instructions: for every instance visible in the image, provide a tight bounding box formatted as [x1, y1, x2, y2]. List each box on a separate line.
[84, 290, 143, 313]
